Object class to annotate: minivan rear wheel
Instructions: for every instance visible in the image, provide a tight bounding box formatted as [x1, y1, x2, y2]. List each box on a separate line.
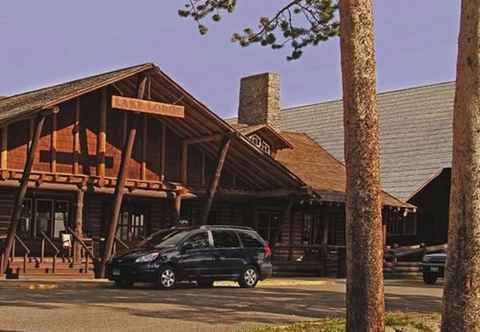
[239, 266, 259, 288]
[157, 266, 177, 289]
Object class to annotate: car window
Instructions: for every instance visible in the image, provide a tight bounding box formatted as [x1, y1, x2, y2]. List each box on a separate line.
[153, 231, 188, 248]
[238, 231, 263, 248]
[212, 230, 240, 248]
[183, 232, 210, 250]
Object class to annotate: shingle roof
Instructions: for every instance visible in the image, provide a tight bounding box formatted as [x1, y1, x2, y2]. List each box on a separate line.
[274, 131, 412, 208]
[0, 63, 153, 124]
[280, 82, 455, 200]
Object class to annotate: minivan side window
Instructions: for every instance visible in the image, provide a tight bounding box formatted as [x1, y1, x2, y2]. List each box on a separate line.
[183, 232, 210, 249]
[212, 230, 240, 248]
[238, 231, 263, 248]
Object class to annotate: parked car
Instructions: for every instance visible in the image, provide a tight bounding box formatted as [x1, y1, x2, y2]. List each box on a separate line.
[422, 252, 446, 284]
[107, 225, 272, 289]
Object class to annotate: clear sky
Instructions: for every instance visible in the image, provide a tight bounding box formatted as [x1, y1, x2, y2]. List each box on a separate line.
[0, 1, 460, 118]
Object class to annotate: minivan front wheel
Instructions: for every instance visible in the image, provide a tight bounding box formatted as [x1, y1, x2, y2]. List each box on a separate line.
[157, 266, 177, 289]
[239, 266, 259, 288]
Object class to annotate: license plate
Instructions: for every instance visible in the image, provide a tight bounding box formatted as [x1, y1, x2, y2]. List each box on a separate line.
[430, 266, 439, 272]
[112, 268, 120, 276]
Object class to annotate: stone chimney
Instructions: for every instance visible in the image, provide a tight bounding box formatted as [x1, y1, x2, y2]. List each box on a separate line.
[238, 72, 281, 131]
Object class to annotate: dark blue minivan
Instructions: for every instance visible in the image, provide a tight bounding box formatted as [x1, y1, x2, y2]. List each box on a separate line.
[107, 225, 272, 289]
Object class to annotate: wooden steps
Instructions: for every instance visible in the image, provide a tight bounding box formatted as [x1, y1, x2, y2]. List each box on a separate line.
[6, 257, 95, 279]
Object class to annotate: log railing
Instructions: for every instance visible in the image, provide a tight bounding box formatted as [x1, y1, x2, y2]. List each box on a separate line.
[40, 231, 60, 273]
[66, 226, 96, 273]
[113, 236, 129, 256]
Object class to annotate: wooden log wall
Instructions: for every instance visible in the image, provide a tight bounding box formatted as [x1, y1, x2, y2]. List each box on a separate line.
[0, 86, 248, 192]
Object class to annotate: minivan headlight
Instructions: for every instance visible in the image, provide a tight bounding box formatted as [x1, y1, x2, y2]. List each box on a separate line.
[135, 253, 159, 263]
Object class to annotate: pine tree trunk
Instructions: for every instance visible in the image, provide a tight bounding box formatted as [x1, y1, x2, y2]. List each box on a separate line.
[338, 0, 385, 331]
[441, 1, 480, 330]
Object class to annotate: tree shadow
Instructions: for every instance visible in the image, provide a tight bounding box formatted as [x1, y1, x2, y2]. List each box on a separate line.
[0, 283, 442, 326]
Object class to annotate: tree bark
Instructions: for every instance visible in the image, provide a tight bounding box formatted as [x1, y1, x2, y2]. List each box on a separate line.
[442, 1, 480, 330]
[339, 0, 384, 331]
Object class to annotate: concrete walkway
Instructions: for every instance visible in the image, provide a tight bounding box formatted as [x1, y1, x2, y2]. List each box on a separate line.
[0, 278, 443, 332]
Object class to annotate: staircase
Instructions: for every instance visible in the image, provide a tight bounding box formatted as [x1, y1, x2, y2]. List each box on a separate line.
[5, 257, 95, 279]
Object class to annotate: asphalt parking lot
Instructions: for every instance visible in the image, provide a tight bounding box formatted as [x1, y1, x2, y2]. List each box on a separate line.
[0, 279, 443, 332]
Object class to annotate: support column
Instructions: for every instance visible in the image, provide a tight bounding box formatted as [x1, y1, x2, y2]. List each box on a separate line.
[200, 136, 231, 225]
[73, 189, 84, 264]
[2, 114, 46, 273]
[100, 75, 146, 278]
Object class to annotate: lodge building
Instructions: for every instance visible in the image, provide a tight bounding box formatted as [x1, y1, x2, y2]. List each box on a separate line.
[0, 63, 412, 279]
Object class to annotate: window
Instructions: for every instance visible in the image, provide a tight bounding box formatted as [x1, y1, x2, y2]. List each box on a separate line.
[183, 232, 210, 249]
[238, 231, 263, 248]
[303, 214, 325, 245]
[213, 230, 240, 248]
[387, 214, 416, 236]
[250, 134, 261, 148]
[248, 134, 273, 156]
[117, 206, 147, 242]
[54, 201, 69, 239]
[261, 141, 271, 155]
[19, 199, 32, 237]
[257, 212, 281, 243]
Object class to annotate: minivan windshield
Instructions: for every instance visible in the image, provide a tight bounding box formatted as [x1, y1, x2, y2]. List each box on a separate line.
[150, 231, 189, 248]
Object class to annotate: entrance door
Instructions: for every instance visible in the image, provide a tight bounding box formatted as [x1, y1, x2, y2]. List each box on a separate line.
[35, 199, 53, 239]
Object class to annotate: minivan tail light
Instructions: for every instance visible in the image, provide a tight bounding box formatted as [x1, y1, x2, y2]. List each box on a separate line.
[264, 244, 272, 258]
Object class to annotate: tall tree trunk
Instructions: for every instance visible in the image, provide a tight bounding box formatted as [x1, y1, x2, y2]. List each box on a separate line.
[442, 1, 480, 330]
[339, 0, 384, 331]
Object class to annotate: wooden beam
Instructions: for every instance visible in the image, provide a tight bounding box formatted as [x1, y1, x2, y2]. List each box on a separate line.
[180, 142, 188, 184]
[97, 88, 107, 178]
[1, 126, 7, 170]
[200, 136, 231, 225]
[183, 134, 223, 145]
[51, 113, 57, 173]
[1, 115, 46, 273]
[111, 96, 185, 118]
[160, 122, 166, 181]
[73, 99, 80, 174]
[141, 115, 147, 180]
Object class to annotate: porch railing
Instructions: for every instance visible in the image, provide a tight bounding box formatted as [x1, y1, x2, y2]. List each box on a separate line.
[40, 231, 60, 273]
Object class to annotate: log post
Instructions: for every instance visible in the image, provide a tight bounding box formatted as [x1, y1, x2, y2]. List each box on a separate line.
[97, 88, 107, 179]
[174, 194, 182, 222]
[73, 99, 80, 174]
[73, 189, 84, 264]
[99, 116, 137, 277]
[1, 114, 46, 272]
[99, 75, 146, 278]
[200, 136, 231, 225]
[180, 142, 188, 184]
[1, 125, 8, 170]
[51, 113, 57, 173]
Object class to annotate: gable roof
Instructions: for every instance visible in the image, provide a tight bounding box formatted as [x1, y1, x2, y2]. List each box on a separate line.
[274, 131, 413, 208]
[0, 64, 306, 192]
[281, 82, 455, 200]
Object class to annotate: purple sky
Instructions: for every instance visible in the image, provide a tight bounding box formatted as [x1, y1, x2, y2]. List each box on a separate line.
[1, 1, 460, 118]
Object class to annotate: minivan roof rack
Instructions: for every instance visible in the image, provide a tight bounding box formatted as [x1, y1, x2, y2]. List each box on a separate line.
[200, 225, 254, 231]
